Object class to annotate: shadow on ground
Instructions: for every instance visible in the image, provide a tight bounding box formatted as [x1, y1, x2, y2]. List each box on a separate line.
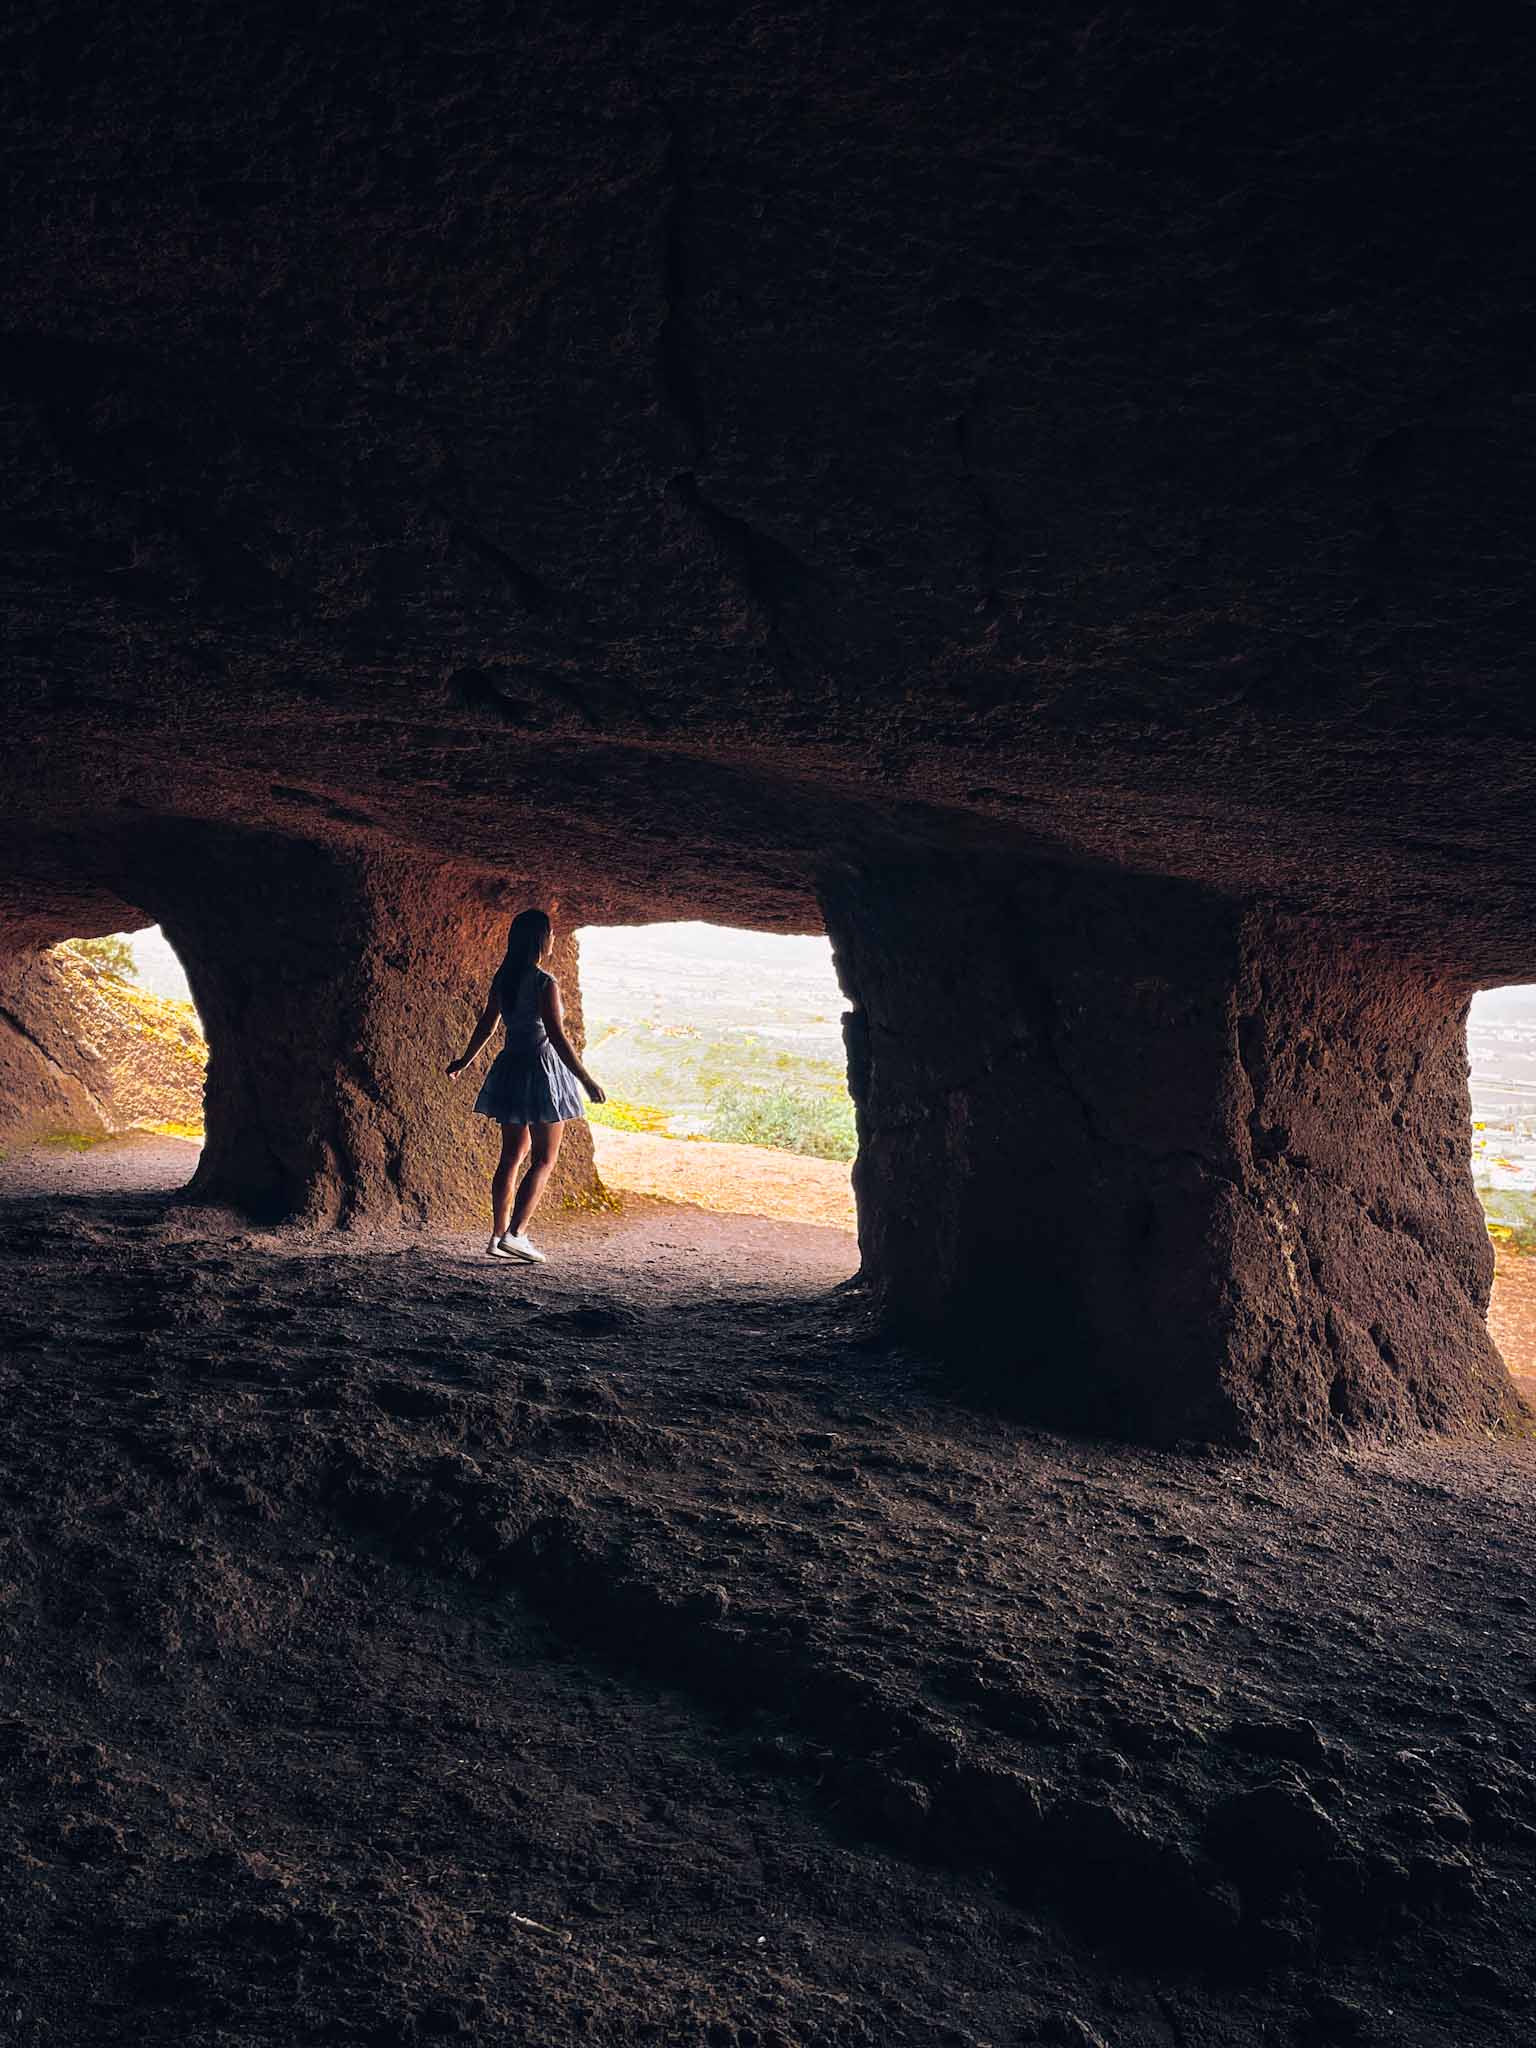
[2, 1138, 1535, 2045]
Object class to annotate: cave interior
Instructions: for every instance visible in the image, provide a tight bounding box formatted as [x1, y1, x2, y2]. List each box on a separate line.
[7, 7, 1536, 2041]
[4, 5, 1532, 1448]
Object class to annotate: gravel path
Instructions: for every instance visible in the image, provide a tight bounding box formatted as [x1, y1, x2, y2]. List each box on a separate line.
[592, 1122, 857, 1232]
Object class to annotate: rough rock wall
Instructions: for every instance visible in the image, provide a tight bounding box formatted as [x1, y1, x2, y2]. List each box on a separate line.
[1229, 928, 1506, 1439]
[825, 856, 1514, 1444]
[0, 828, 597, 1227]
[2, 5, 1534, 976]
[0, 943, 205, 1146]
[0, 5, 1531, 1446]
[0, 949, 118, 1143]
[147, 833, 597, 1227]
[0, 822, 600, 1226]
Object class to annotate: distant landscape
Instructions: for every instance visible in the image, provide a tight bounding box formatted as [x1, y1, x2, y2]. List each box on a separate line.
[123, 926, 196, 1003]
[1469, 982, 1536, 1251]
[577, 922, 856, 1160]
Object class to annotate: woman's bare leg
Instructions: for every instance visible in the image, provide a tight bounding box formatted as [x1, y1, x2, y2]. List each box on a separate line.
[510, 1122, 564, 1235]
[493, 1124, 530, 1237]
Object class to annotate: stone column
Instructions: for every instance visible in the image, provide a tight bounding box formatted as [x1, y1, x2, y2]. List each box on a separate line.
[143, 830, 597, 1228]
[822, 851, 1516, 1446]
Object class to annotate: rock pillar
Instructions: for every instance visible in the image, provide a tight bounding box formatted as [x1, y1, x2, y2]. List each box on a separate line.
[823, 853, 1516, 1445]
[148, 831, 597, 1227]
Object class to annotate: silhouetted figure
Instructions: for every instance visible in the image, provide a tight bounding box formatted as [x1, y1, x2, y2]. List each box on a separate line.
[447, 910, 605, 1261]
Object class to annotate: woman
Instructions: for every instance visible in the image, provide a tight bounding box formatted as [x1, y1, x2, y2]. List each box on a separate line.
[447, 909, 605, 1262]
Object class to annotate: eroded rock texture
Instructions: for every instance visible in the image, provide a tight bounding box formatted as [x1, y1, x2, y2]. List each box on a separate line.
[0, 832, 596, 1226]
[827, 856, 1514, 1443]
[1, 4, 1532, 1439]
[0, 943, 204, 1142]
[0, 948, 120, 1142]
[159, 833, 596, 1226]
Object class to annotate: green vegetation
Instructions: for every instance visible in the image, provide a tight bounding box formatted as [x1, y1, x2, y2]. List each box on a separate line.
[706, 1083, 857, 1161]
[1481, 1189, 1536, 1255]
[582, 1016, 857, 1161]
[590, 1020, 845, 1106]
[69, 935, 138, 979]
[40, 1130, 111, 1152]
[575, 928, 856, 1164]
[587, 1096, 674, 1136]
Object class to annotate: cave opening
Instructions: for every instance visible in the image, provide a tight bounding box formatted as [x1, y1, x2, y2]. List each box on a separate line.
[1469, 983, 1536, 1398]
[0, 915, 205, 1172]
[574, 920, 859, 1243]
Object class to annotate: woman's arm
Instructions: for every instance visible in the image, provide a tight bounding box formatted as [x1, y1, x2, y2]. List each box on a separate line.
[447, 984, 501, 1079]
[540, 978, 606, 1102]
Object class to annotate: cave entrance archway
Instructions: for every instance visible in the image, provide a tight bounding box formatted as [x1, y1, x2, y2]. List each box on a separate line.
[51, 924, 206, 1141]
[2, 814, 1519, 1448]
[575, 920, 859, 1249]
[0, 914, 205, 1174]
[1469, 984, 1536, 1396]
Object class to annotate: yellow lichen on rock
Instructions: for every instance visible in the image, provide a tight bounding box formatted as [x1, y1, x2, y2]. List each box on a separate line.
[48, 944, 208, 1137]
[3, 943, 209, 1142]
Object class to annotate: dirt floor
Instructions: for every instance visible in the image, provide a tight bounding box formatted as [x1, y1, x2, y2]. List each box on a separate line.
[3, 1135, 1536, 2046]
[589, 1125, 1536, 1397]
[592, 1124, 858, 1233]
[1488, 1250, 1536, 1403]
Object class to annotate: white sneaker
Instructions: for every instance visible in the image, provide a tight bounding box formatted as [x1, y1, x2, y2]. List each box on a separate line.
[498, 1233, 547, 1264]
[486, 1236, 518, 1258]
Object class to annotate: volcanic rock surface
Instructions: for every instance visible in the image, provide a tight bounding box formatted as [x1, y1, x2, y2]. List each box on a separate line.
[0, 941, 204, 1142]
[2, 1143, 1535, 2046]
[3, 4, 1534, 1440]
[8, 16, 1536, 2040]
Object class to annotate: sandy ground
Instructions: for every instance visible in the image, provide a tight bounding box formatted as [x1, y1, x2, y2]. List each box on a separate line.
[591, 1122, 857, 1232]
[4, 1135, 1536, 2045]
[0, 1131, 859, 1298]
[1489, 1248, 1536, 1401]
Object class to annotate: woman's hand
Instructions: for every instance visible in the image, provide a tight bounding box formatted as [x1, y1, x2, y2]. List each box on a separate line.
[585, 1078, 606, 1105]
[446, 1057, 468, 1080]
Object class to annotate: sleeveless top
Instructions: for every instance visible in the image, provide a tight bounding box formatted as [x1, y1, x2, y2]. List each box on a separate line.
[497, 964, 552, 1051]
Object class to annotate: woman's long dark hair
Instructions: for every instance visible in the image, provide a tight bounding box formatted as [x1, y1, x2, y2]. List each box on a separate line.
[497, 909, 551, 996]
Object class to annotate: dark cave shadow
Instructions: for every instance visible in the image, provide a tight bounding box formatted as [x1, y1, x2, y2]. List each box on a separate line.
[0, 1184, 194, 1219]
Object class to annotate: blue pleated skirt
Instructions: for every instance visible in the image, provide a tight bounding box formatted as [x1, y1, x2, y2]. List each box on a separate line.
[474, 1042, 586, 1125]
